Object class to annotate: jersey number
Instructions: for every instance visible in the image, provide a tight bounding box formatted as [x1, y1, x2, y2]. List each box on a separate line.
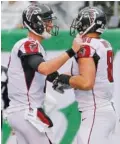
[107, 50, 113, 82]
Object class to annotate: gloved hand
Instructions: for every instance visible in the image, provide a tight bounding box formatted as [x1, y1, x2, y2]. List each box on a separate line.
[46, 71, 59, 83]
[52, 74, 71, 94]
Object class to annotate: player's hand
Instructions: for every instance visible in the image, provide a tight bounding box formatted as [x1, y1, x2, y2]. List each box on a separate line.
[52, 79, 65, 94]
[72, 34, 83, 53]
[52, 74, 71, 94]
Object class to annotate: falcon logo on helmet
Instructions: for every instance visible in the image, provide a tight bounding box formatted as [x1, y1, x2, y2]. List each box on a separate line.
[26, 6, 41, 22]
[89, 10, 96, 24]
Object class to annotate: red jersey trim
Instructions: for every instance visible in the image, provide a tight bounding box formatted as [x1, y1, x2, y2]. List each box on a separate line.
[87, 89, 96, 144]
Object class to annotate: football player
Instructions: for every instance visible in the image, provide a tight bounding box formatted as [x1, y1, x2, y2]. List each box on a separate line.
[52, 7, 120, 144]
[6, 4, 83, 144]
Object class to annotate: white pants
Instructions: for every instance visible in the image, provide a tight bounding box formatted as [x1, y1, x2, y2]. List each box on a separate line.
[7, 110, 52, 144]
[74, 105, 120, 144]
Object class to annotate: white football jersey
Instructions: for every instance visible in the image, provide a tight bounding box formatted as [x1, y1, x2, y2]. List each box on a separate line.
[7, 38, 46, 112]
[71, 37, 114, 111]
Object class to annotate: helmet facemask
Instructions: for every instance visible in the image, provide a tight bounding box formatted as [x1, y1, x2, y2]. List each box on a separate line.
[70, 18, 81, 36]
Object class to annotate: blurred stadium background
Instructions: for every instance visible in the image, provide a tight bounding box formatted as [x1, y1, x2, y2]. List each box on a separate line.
[1, 1, 120, 144]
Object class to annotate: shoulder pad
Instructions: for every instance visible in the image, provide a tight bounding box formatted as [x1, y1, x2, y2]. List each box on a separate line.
[24, 40, 39, 54]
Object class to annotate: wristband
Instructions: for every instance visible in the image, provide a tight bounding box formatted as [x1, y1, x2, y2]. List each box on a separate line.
[66, 48, 75, 58]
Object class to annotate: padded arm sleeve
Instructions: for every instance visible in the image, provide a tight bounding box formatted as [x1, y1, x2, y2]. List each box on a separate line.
[27, 54, 45, 71]
[18, 50, 45, 71]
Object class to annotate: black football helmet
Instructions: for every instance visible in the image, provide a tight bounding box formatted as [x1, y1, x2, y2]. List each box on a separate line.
[22, 4, 59, 39]
[70, 7, 107, 36]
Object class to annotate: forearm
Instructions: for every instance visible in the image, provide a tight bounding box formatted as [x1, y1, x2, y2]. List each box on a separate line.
[38, 35, 83, 75]
[69, 75, 94, 90]
[38, 52, 70, 75]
